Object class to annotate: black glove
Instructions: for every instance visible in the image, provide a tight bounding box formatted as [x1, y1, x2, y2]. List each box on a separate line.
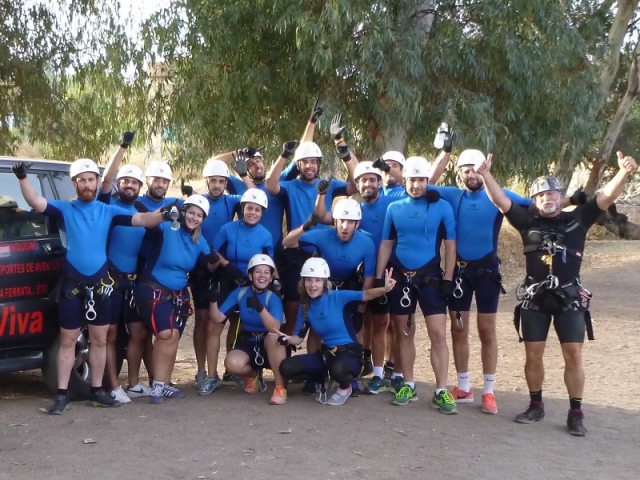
[121, 131, 135, 149]
[207, 251, 220, 264]
[160, 201, 179, 221]
[439, 279, 453, 299]
[352, 311, 364, 333]
[180, 179, 193, 197]
[372, 158, 390, 173]
[309, 98, 324, 124]
[316, 179, 330, 195]
[242, 146, 259, 158]
[570, 187, 587, 206]
[224, 262, 246, 282]
[12, 162, 27, 180]
[436, 124, 455, 153]
[330, 113, 346, 141]
[425, 189, 441, 203]
[231, 152, 248, 177]
[208, 287, 219, 304]
[374, 278, 385, 288]
[277, 335, 289, 346]
[246, 294, 264, 312]
[336, 143, 351, 162]
[282, 141, 299, 159]
[302, 213, 320, 232]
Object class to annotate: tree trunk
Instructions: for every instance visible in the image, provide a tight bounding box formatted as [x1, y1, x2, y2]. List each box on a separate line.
[586, 37, 640, 195]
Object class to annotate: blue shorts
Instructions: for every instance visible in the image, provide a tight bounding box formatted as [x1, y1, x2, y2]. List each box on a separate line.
[58, 279, 112, 330]
[190, 268, 214, 310]
[136, 282, 191, 337]
[281, 269, 301, 302]
[110, 280, 143, 326]
[234, 335, 270, 370]
[448, 260, 502, 314]
[388, 270, 447, 317]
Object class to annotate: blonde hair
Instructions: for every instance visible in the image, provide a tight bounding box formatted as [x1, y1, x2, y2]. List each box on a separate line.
[190, 225, 201, 243]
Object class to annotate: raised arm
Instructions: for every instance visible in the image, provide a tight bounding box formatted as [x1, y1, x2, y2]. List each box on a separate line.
[596, 151, 638, 211]
[474, 154, 513, 214]
[265, 142, 298, 195]
[12, 163, 48, 212]
[313, 179, 334, 225]
[101, 131, 135, 194]
[429, 123, 454, 184]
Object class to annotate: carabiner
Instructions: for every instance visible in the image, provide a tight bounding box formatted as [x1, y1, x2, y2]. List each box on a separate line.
[85, 299, 97, 321]
[453, 277, 464, 299]
[254, 343, 265, 367]
[400, 286, 412, 308]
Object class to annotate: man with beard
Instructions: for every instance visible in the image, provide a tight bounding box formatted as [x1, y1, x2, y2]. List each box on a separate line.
[97, 132, 157, 403]
[475, 151, 637, 436]
[138, 161, 180, 210]
[433, 149, 532, 414]
[192, 159, 244, 390]
[375, 156, 458, 412]
[12, 157, 174, 414]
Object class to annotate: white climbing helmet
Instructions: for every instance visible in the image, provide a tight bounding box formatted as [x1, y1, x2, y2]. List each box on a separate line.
[403, 156, 432, 178]
[293, 142, 323, 162]
[70, 158, 100, 178]
[183, 194, 210, 217]
[332, 198, 362, 221]
[457, 149, 486, 168]
[145, 161, 172, 181]
[354, 161, 382, 180]
[300, 257, 331, 279]
[247, 254, 276, 273]
[382, 151, 405, 167]
[116, 164, 144, 183]
[202, 159, 229, 178]
[240, 188, 268, 209]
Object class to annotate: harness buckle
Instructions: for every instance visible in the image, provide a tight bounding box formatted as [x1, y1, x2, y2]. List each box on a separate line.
[85, 286, 97, 321]
[453, 277, 464, 299]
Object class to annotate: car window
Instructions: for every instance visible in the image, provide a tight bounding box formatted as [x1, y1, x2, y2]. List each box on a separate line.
[0, 172, 50, 239]
[51, 170, 76, 201]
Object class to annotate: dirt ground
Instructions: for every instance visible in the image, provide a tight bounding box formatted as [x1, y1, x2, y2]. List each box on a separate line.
[1, 238, 640, 479]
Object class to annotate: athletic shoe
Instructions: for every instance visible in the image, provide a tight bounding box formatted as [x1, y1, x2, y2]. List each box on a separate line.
[162, 384, 185, 399]
[48, 394, 70, 415]
[362, 358, 374, 377]
[110, 386, 132, 405]
[327, 386, 352, 406]
[314, 383, 328, 404]
[301, 380, 317, 395]
[514, 402, 545, 424]
[350, 379, 362, 397]
[390, 377, 404, 394]
[392, 385, 418, 405]
[244, 375, 260, 394]
[222, 372, 246, 388]
[87, 389, 121, 408]
[383, 362, 394, 387]
[431, 390, 458, 414]
[269, 386, 287, 405]
[450, 386, 474, 404]
[150, 384, 163, 404]
[364, 376, 387, 395]
[567, 409, 587, 436]
[194, 368, 207, 390]
[198, 375, 222, 396]
[481, 393, 498, 414]
[127, 383, 152, 398]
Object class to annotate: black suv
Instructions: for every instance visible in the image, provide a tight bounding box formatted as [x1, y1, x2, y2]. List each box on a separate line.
[0, 157, 125, 399]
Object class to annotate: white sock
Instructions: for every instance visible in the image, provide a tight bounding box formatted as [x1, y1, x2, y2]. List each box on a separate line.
[483, 374, 495, 394]
[406, 381, 415, 389]
[152, 381, 164, 388]
[392, 373, 403, 380]
[373, 366, 384, 378]
[457, 372, 470, 392]
[435, 388, 445, 395]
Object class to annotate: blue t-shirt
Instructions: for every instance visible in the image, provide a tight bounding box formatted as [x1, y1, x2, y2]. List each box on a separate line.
[98, 193, 147, 274]
[299, 228, 376, 281]
[137, 194, 180, 211]
[140, 222, 211, 291]
[295, 290, 363, 348]
[44, 199, 133, 281]
[359, 195, 402, 251]
[228, 179, 286, 246]
[382, 194, 456, 270]
[381, 185, 406, 197]
[213, 220, 274, 273]
[218, 287, 284, 333]
[277, 178, 348, 231]
[200, 193, 242, 246]
[435, 186, 531, 261]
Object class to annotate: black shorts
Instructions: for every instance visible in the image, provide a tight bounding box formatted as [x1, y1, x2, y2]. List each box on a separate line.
[388, 269, 447, 317]
[367, 295, 391, 315]
[234, 336, 271, 370]
[520, 307, 586, 343]
[190, 271, 214, 310]
[448, 260, 502, 314]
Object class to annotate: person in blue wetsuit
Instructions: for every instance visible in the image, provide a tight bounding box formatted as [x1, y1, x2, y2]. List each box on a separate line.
[198, 188, 276, 394]
[433, 149, 532, 414]
[278, 258, 395, 406]
[190, 159, 243, 390]
[138, 161, 180, 210]
[13, 158, 170, 414]
[284, 197, 376, 396]
[207, 254, 288, 405]
[375, 156, 458, 412]
[373, 150, 406, 198]
[136, 194, 220, 404]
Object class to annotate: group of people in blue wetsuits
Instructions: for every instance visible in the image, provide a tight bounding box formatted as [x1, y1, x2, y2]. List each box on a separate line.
[11, 103, 638, 437]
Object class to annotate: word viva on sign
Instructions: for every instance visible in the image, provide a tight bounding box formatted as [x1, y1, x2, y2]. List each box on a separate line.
[0, 306, 44, 337]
